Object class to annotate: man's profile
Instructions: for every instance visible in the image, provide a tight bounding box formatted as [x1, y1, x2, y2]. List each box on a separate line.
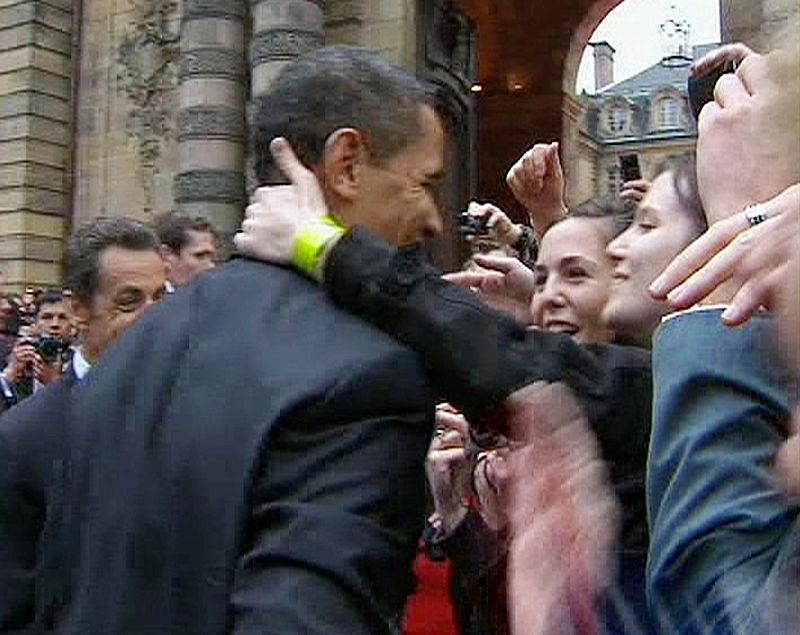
[13, 46, 442, 634]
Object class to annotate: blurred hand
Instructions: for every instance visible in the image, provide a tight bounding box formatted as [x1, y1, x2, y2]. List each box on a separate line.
[473, 449, 511, 531]
[650, 183, 799, 324]
[504, 382, 619, 635]
[506, 142, 568, 238]
[690, 42, 755, 78]
[465, 201, 522, 247]
[426, 406, 472, 532]
[619, 179, 650, 205]
[444, 254, 536, 325]
[235, 138, 329, 264]
[3, 340, 38, 383]
[697, 46, 800, 225]
[34, 357, 62, 386]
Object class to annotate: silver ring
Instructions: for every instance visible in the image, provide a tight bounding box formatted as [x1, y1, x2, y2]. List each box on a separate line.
[744, 204, 768, 227]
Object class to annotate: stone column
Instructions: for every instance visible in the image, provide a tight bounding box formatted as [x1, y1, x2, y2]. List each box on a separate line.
[249, 0, 324, 99]
[175, 0, 248, 237]
[0, 0, 74, 291]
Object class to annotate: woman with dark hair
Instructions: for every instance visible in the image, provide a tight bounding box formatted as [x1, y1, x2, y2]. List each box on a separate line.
[603, 158, 707, 347]
[530, 198, 632, 345]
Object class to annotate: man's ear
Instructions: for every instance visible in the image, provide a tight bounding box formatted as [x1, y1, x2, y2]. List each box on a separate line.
[70, 296, 91, 331]
[159, 244, 177, 268]
[320, 128, 368, 203]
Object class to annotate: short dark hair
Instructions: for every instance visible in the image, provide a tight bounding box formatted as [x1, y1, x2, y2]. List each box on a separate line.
[252, 45, 434, 184]
[34, 289, 65, 316]
[154, 211, 217, 252]
[66, 217, 160, 302]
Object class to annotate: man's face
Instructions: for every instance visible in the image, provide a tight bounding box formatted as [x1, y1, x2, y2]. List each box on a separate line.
[76, 247, 167, 361]
[344, 105, 446, 247]
[35, 300, 71, 340]
[163, 229, 217, 286]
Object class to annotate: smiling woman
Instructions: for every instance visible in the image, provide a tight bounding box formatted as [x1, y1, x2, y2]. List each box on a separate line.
[531, 198, 632, 345]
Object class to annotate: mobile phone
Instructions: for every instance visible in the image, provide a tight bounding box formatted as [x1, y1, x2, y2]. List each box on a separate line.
[619, 154, 641, 184]
[687, 61, 735, 120]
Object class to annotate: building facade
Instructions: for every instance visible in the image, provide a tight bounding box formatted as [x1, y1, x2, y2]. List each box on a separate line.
[1, 0, 797, 289]
[571, 22, 717, 205]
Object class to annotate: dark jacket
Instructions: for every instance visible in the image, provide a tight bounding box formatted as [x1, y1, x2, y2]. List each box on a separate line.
[322, 228, 656, 632]
[1, 260, 435, 634]
[0, 366, 78, 630]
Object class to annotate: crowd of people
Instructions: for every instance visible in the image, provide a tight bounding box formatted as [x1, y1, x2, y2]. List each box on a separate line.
[0, 38, 797, 635]
[0, 212, 219, 414]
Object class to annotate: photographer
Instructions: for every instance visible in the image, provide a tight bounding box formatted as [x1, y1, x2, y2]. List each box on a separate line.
[1, 289, 71, 401]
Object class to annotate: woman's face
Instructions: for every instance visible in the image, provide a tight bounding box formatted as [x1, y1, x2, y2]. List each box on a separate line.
[531, 217, 616, 345]
[603, 171, 701, 345]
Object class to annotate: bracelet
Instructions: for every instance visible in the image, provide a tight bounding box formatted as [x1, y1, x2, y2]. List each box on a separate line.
[292, 216, 346, 281]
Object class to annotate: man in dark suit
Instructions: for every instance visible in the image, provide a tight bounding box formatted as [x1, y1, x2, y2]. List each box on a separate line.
[0, 217, 167, 630]
[5, 47, 441, 634]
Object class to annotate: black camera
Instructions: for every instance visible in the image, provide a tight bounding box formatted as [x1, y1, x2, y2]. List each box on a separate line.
[687, 62, 735, 120]
[23, 336, 69, 363]
[458, 212, 489, 236]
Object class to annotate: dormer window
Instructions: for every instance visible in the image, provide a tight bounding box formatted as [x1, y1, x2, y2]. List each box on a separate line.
[659, 98, 680, 129]
[607, 104, 627, 134]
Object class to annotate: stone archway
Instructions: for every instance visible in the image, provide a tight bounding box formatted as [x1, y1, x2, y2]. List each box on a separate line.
[451, 0, 630, 216]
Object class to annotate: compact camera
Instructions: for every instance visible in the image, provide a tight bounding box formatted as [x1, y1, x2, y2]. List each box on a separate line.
[458, 212, 490, 236]
[22, 336, 70, 363]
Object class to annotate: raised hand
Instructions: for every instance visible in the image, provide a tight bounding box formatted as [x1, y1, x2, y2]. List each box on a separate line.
[444, 254, 536, 325]
[697, 46, 800, 225]
[506, 142, 568, 238]
[234, 138, 330, 264]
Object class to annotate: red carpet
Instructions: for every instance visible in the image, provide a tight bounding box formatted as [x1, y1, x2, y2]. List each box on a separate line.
[403, 552, 458, 635]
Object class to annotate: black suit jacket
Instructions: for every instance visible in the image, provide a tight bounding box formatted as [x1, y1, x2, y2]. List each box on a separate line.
[0, 366, 78, 630]
[4, 260, 435, 634]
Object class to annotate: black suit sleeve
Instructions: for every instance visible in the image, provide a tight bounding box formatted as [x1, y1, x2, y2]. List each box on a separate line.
[230, 348, 434, 635]
[324, 228, 652, 466]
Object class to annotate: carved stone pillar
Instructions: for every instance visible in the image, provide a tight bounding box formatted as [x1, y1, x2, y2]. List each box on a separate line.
[249, 0, 325, 99]
[175, 0, 248, 236]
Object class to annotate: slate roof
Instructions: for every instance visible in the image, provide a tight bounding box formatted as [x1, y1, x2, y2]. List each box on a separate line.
[598, 43, 719, 97]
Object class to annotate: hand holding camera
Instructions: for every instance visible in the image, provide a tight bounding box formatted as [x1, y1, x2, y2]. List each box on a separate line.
[3, 335, 67, 386]
[458, 201, 521, 245]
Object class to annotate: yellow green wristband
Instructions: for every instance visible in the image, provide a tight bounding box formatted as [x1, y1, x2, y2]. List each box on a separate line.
[292, 215, 346, 281]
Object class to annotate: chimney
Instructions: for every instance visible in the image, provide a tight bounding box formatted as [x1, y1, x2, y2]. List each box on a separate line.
[591, 41, 616, 91]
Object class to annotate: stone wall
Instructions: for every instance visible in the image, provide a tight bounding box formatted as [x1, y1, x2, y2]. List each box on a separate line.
[326, 0, 418, 69]
[73, 0, 181, 229]
[0, 0, 74, 291]
[720, 0, 800, 52]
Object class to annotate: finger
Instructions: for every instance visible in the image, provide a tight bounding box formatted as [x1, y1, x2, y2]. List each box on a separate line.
[545, 142, 561, 178]
[431, 430, 466, 450]
[443, 270, 496, 288]
[663, 228, 759, 308]
[690, 43, 754, 77]
[713, 72, 751, 107]
[435, 409, 469, 434]
[269, 137, 313, 186]
[428, 448, 469, 471]
[621, 179, 649, 192]
[232, 232, 250, 252]
[531, 145, 548, 189]
[472, 253, 517, 274]
[721, 265, 785, 326]
[649, 215, 745, 299]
